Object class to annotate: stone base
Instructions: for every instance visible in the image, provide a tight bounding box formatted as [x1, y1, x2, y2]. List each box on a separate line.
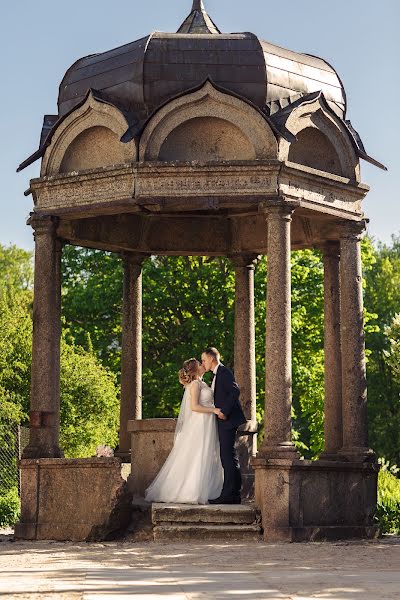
[151, 502, 261, 541]
[262, 525, 380, 543]
[15, 458, 132, 542]
[128, 418, 177, 497]
[236, 423, 257, 500]
[253, 457, 379, 542]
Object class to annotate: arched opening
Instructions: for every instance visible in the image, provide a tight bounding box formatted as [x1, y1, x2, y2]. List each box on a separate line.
[60, 126, 126, 173]
[289, 128, 343, 176]
[159, 117, 256, 162]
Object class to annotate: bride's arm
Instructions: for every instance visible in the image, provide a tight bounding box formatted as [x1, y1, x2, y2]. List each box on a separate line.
[190, 381, 221, 415]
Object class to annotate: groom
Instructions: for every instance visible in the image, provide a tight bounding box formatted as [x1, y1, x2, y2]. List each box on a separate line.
[201, 347, 246, 504]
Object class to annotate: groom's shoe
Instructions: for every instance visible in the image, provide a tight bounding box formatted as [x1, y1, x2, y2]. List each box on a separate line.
[208, 495, 241, 505]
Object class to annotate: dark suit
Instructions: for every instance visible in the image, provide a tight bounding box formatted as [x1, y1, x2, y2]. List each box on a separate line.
[213, 364, 246, 500]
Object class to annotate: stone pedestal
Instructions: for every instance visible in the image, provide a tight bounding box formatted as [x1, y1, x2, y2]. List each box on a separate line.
[128, 418, 177, 497]
[15, 458, 132, 541]
[253, 457, 379, 542]
[236, 424, 258, 499]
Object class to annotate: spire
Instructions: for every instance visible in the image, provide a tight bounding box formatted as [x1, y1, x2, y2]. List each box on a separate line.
[177, 0, 220, 35]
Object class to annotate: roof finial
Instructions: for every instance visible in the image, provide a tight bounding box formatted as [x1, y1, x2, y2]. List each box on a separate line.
[178, 0, 220, 34]
[192, 0, 205, 10]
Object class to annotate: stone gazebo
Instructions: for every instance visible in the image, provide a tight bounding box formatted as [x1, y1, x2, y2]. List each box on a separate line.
[16, 1, 385, 541]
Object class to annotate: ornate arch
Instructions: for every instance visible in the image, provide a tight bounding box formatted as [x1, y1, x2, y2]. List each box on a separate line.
[277, 95, 360, 182]
[139, 81, 278, 162]
[41, 92, 137, 176]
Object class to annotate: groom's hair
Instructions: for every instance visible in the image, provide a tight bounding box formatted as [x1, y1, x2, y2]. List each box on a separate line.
[204, 347, 220, 362]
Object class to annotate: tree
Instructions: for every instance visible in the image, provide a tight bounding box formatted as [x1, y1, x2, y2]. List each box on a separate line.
[0, 243, 120, 459]
[364, 236, 400, 466]
[385, 314, 400, 380]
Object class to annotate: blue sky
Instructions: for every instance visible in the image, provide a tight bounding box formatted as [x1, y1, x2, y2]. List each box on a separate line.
[1, 0, 398, 249]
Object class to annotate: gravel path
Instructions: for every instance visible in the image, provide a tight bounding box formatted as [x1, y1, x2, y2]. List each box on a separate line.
[0, 530, 399, 599]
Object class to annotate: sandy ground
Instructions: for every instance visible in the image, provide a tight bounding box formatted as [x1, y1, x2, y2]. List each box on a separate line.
[0, 529, 399, 600]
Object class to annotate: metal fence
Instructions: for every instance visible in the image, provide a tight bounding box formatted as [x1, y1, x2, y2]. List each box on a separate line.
[0, 423, 29, 496]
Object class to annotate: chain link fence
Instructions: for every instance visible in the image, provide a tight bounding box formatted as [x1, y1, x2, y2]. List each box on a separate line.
[0, 423, 29, 497]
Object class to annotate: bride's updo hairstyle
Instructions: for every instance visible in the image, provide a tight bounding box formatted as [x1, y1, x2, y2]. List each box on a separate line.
[179, 358, 200, 386]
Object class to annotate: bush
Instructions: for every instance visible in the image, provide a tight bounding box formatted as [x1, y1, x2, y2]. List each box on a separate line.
[0, 487, 20, 527]
[376, 462, 400, 534]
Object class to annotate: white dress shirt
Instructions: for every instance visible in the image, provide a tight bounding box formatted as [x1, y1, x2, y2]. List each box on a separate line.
[211, 362, 221, 392]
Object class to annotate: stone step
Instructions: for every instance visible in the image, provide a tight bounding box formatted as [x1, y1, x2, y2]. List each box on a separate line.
[153, 523, 262, 542]
[151, 502, 259, 525]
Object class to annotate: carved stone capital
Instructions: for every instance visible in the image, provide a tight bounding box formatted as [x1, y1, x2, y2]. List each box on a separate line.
[259, 198, 297, 221]
[122, 252, 148, 276]
[230, 253, 261, 270]
[28, 213, 59, 237]
[320, 240, 341, 260]
[338, 219, 366, 241]
[122, 251, 147, 264]
[262, 203, 295, 223]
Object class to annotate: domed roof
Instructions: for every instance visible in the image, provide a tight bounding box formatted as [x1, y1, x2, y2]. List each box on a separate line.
[58, 1, 346, 123]
[19, 1, 385, 172]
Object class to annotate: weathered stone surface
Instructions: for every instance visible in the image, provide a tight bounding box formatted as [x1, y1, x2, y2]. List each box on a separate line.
[30, 161, 367, 222]
[339, 223, 373, 461]
[152, 503, 257, 525]
[128, 418, 176, 497]
[139, 82, 277, 162]
[278, 94, 361, 182]
[117, 253, 146, 459]
[15, 458, 132, 542]
[153, 524, 261, 542]
[41, 92, 137, 176]
[22, 215, 63, 459]
[151, 502, 261, 541]
[260, 206, 299, 459]
[253, 457, 379, 542]
[321, 241, 343, 457]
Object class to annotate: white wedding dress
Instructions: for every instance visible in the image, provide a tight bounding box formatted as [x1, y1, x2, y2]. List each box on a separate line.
[145, 380, 223, 504]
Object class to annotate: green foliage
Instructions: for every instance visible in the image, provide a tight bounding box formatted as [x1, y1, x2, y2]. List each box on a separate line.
[0, 487, 20, 527]
[364, 235, 400, 466]
[0, 243, 120, 459]
[385, 314, 400, 379]
[61, 246, 124, 372]
[0, 286, 32, 420]
[0, 244, 33, 291]
[376, 462, 400, 534]
[290, 250, 324, 457]
[59, 334, 119, 457]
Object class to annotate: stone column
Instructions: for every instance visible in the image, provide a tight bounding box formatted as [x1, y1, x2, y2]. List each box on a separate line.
[339, 223, 373, 462]
[321, 242, 343, 458]
[232, 254, 259, 426]
[117, 252, 146, 460]
[22, 215, 63, 459]
[232, 254, 259, 498]
[260, 206, 299, 459]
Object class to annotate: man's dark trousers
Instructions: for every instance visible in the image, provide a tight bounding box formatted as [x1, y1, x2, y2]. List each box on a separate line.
[212, 364, 246, 501]
[218, 424, 242, 499]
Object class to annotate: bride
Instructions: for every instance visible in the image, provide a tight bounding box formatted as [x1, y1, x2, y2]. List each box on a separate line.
[145, 358, 224, 504]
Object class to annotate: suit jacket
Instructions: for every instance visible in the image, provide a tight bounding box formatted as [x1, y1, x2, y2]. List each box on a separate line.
[213, 364, 246, 430]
